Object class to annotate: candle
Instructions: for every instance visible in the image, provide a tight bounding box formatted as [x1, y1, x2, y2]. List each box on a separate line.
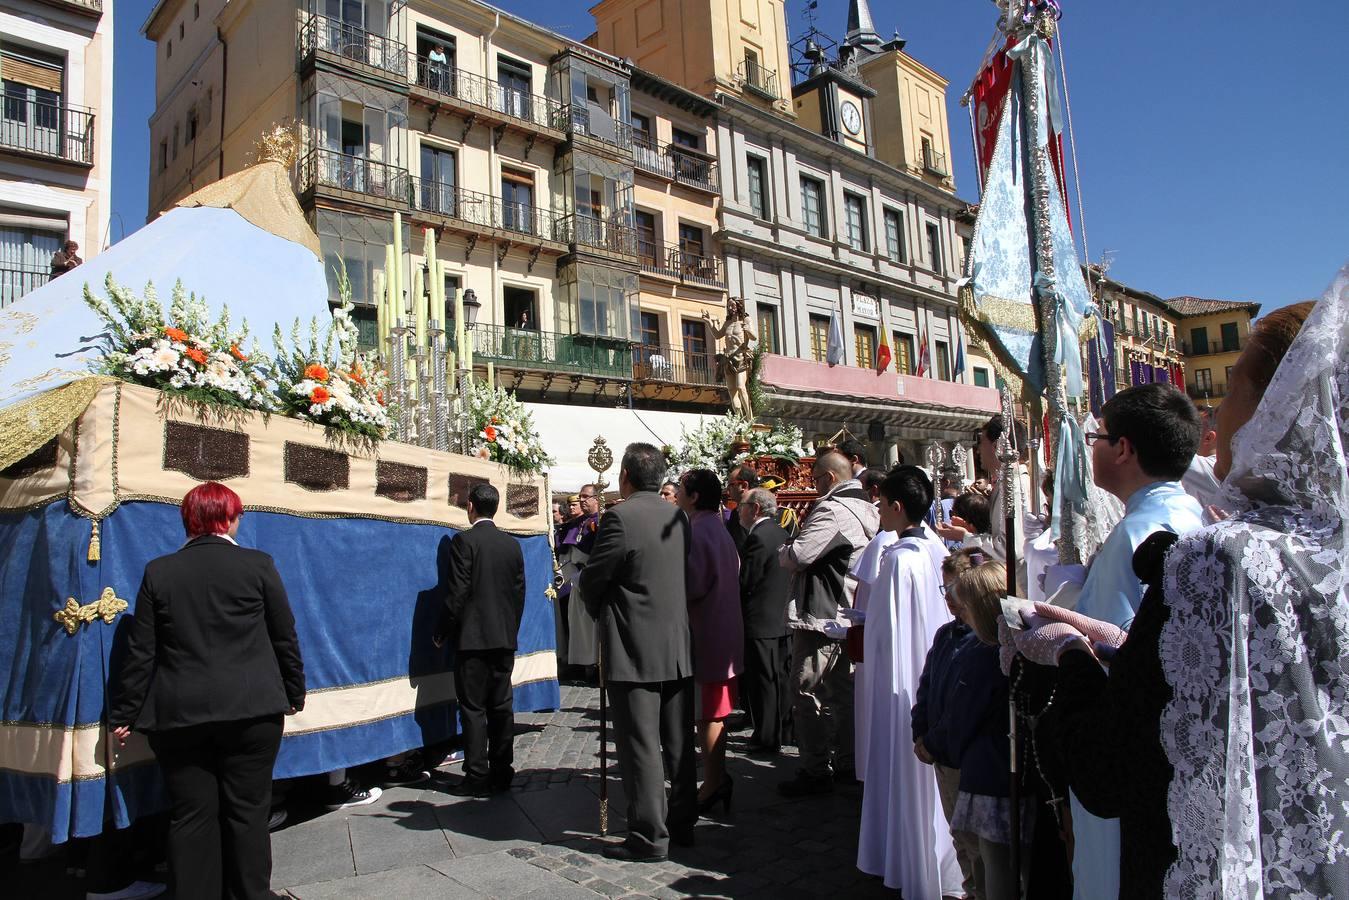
[412, 266, 425, 348]
[432, 257, 445, 331]
[384, 244, 396, 325]
[373, 270, 386, 350]
[487, 361, 495, 389]
[453, 286, 465, 363]
[392, 212, 404, 321]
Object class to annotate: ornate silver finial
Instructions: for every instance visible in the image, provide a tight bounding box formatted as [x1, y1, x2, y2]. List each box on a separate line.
[588, 436, 614, 495]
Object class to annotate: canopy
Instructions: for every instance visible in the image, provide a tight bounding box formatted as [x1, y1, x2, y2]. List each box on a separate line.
[527, 402, 712, 491]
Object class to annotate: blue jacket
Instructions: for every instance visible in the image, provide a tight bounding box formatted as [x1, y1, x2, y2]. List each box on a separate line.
[942, 640, 1012, 797]
[911, 619, 973, 768]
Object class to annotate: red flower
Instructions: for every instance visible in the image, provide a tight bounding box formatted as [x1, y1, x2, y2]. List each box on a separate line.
[164, 326, 189, 342]
[484, 426, 498, 442]
[184, 347, 208, 365]
[310, 385, 331, 404]
[230, 344, 248, 361]
[376, 390, 385, 405]
[304, 363, 330, 383]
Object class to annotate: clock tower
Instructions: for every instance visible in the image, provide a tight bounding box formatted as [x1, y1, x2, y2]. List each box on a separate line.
[790, 32, 876, 155]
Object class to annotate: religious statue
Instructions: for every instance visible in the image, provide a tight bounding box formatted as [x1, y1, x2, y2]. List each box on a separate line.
[703, 296, 757, 419]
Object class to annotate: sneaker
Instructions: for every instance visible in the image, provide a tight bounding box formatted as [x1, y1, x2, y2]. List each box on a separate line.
[777, 771, 834, 798]
[268, 808, 288, 831]
[86, 881, 167, 900]
[325, 781, 383, 810]
[384, 762, 430, 787]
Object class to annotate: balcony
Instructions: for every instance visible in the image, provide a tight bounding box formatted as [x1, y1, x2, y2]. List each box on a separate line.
[299, 13, 407, 82]
[410, 54, 563, 141]
[669, 248, 725, 288]
[737, 60, 779, 101]
[35, 0, 102, 15]
[470, 324, 633, 381]
[633, 344, 717, 387]
[408, 179, 564, 250]
[631, 132, 718, 192]
[0, 98, 94, 166]
[555, 104, 632, 152]
[1179, 338, 1242, 356]
[637, 239, 678, 277]
[556, 213, 637, 257]
[1, 264, 51, 308]
[922, 145, 949, 177]
[1187, 384, 1226, 400]
[298, 148, 409, 207]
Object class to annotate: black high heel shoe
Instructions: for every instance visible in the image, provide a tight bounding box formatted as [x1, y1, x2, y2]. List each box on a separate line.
[698, 775, 734, 815]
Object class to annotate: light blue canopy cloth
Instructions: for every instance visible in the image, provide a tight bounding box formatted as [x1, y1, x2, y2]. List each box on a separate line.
[0, 205, 330, 410]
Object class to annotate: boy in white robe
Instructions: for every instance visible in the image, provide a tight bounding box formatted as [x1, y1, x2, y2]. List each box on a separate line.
[856, 467, 963, 897]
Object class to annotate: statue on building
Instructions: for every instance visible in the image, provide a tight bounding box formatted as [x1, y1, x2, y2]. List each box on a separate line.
[704, 296, 757, 419]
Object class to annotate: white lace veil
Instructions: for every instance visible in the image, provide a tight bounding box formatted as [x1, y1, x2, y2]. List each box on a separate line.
[1159, 265, 1349, 899]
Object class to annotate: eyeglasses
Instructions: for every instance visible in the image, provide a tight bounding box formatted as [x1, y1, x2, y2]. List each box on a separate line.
[1084, 432, 1119, 447]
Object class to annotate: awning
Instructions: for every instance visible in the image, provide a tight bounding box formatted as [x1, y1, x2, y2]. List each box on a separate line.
[527, 402, 713, 492]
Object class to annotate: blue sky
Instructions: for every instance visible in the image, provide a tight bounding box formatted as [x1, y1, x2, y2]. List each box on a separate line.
[112, 0, 1348, 310]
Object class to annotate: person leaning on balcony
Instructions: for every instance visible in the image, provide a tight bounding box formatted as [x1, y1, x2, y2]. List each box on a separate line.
[50, 241, 82, 278]
[427, 43, 449, 92]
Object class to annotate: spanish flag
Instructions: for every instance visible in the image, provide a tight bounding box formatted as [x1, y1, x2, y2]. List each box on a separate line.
[876, 329, 892, 374]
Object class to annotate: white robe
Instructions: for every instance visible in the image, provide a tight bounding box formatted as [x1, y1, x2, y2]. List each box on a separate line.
[856, 535, 962, 897]
[850, 529, 899, 780]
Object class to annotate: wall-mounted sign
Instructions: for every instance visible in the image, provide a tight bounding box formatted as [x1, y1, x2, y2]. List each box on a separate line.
[852, 294, 879, 319]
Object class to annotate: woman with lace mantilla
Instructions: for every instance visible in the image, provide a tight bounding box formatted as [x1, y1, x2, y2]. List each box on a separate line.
[1005, 266, 1349, 899]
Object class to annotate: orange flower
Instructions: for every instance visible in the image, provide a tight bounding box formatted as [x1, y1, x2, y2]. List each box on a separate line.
[345, 369, 367, 387]
[184, 347, 208, 365]
[164, 326, 189, 342]
[376, 390, 385, 405]
[230, 344, 248, 361]
[310, 385, 331, 405]
[491, 416, 500, 425]
[304, 363, 330, 383]
[484, 426, 498, 442]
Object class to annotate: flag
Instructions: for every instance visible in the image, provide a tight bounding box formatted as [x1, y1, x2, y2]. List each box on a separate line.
[953, 327, 966, 379]
[915, 320, 931, 377]
[826, 306, 845, 367]
[876, 329, 892, 374]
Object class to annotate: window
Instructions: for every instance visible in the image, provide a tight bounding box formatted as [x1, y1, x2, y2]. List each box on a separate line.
[502, 285, 537, 329]
[204, 87, 213, 125]
[1141, 314, 1149, 338]
[809, 315, 830, 362]
[418, 144, 455, 215]
[1220, 322, 1240, 352]
[925, 221, 942, 274]
[677, 223, 705, 258]
[854, 326, 876, 369]
[757, 305, 779, 354]
[558, 263, 637, 339]
[500, 168, 535, 233]
[973, 367, 991, 388]
[159, 140, 168, 172]
[800, 176, 825, 237]
[0, 218, 63, 305]
[1224, 365, 1233, 386]
[671, 127, 700, 150]
[843, 193, 868, 252]
[883, 208, 905, 262]
[194, 2, 200, 20]
[893, 331, 915, 375]
[634, 210, 659, 266]
[629, 111, 651, 135]
[746, 155, 768, 219]
[441, 272, 462, 327]
[172, 123, 179, 158]
[497, 57, 532, 119]
[167, 40, 172, 58]
[744, 48, 761, 82]
[2, 45, 66, 150]
[316, 210, 393, 312]
[1195, 368, 1213, 392]
[682, 318, 709, 362]
[1133, 307, 1141, 336]
[1190, 326, 1209, 354]
[639, 311, 661, 347]
[179, 23, 185, 40]
[187, 109, 198, 142]
[935, 340, 951, 381]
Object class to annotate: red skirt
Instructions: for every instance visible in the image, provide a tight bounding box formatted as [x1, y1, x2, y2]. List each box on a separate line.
[699, 678, 738, 721]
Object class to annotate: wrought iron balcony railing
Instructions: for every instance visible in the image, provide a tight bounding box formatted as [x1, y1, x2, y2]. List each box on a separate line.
[555, 212, 637, 256]
[410, 178, 560, 240]
[633, 343, 717, 386]
[1179, 338, 1242, 356]
[299, 148, 409, 203]
[637, 239, 678, 277]
[0, 98, 94, 165]
[923, 145, 949, 176]
[411, 54, 562, 132]
[631, 131, 719, 191]
[469, 324, 634, 380]
[299, 13, 408, 79]
[0, 264, 51, 307]
[737, 60, 779, 100]
[36, 0, 102, 14]
[669, 248, 725, 287]
[554, 104, 632, 150]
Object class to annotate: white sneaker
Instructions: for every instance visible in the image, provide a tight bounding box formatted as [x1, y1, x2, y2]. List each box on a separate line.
[86, 881, 168, 900]
[325, 781, 382, 810]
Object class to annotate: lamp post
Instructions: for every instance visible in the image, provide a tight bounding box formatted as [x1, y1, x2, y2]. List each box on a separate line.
[450, 289, 482, 454]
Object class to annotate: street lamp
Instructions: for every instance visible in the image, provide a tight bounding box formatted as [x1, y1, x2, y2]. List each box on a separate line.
[462, 288, 481, 329]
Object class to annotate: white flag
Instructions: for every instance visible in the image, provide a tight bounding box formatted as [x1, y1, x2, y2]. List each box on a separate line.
[826, 305, 845, 367]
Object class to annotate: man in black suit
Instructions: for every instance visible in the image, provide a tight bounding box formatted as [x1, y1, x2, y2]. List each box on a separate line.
[724, 463, 759, 553]
[579, 442, 697, 862]
[736, 486, 792, 753]
[438, 483, 527, 798]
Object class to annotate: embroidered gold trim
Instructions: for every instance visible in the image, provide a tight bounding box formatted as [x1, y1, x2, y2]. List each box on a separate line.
[53, 587, 128, 635]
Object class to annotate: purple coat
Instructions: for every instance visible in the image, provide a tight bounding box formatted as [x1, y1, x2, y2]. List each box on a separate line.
[686, 509, 745, 683]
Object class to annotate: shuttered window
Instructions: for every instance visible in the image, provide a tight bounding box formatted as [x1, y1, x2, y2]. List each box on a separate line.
[0, 47, 64, 94]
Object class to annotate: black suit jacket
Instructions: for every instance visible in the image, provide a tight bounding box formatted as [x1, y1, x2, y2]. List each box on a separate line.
[738, 518, 792, 639]
[442, 519, 526, 652]
[108, 536, 305, 732]
[726, 513, 748, 554]
[578, 491, 693, 683]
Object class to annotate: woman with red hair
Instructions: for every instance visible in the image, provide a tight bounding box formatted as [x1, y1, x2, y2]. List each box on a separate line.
[109, 482, 305, 900]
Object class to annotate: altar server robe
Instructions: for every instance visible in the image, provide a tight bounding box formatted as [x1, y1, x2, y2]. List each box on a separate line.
[856, 531, 962, 897]
[850, 529, 898, 780]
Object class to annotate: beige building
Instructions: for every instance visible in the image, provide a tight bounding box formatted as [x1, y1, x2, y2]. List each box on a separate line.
[1, 0, 113, 306]
[1164, 295, 1261, 409]
[1092, 268, 1186, 394]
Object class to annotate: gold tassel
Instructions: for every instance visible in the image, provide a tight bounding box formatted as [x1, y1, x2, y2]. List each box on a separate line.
[87, 520, 100, 562]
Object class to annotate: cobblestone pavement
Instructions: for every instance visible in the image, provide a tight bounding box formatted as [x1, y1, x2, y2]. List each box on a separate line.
[10, 683, 898, 899]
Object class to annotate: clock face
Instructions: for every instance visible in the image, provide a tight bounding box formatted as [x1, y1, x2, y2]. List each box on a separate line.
[841, 101, 862, 136]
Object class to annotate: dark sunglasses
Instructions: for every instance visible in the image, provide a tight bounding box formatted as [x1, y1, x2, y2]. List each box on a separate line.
[1084, 432, 1120, 447]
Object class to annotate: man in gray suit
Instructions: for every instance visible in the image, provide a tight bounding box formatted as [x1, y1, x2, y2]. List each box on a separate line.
[579, 442, 697, 862]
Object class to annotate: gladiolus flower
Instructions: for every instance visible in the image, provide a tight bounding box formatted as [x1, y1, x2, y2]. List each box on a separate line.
[230, 345, 248, 361]
[484, 426, 498, 442]
[346, 370, 366, 386]
[164, 326, 189, 342]
[376, 390, 385, 405]
[184, 347, 208, 365]
[310, 385, 331, 404]
[304, 363, 330, 383]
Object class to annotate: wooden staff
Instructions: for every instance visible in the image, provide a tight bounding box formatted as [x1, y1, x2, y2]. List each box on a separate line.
[597, 620, 609, 836]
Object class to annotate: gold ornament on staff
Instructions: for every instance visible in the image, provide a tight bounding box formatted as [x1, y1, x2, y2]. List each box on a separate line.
[586, 434, 614, 835]
[587, 437, 614, 497]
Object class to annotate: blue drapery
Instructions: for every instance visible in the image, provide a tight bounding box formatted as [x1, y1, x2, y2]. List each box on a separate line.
[0, 500, 559, 841]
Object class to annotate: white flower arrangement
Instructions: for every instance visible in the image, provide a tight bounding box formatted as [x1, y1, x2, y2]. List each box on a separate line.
[84, 276, 273, 410]
[465, 379, 553, 474]
[667, 414, 803, 482]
